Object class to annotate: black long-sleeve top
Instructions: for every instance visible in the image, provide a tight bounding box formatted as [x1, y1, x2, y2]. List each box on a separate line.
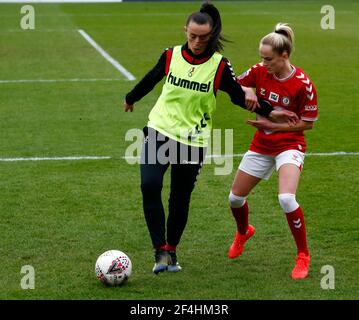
[125, 43, 273, 117]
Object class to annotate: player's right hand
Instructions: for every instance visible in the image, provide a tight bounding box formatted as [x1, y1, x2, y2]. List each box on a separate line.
[269, 109, 298, 126]
[242, 86, 258, 112]
[124, 101, 134, 112]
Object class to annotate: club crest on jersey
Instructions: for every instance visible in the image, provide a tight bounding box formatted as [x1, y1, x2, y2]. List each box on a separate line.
[282, 96, 290, 105]
[269, 92, 279, 103]
[260, 88, 266, 96]
[188, 67, 195, 77]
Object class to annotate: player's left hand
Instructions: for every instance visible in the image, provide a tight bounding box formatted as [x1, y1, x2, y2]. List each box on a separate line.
[124, 101, 134, 112]
[269, 109, 298, 126]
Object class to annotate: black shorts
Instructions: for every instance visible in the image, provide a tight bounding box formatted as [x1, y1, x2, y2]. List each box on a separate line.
[141, 126, 206, 165]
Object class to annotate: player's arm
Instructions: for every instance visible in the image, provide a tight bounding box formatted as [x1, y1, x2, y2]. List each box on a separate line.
[240, 85, 258, 111]
[254, 75, 319, 129]
[246, 118, 314, 132]
[219, 60, 298, 122]
[219, 60, 272, 117]
[124, 49, 168, 112]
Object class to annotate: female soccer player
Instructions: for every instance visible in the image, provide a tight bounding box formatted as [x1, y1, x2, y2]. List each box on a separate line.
[228, 23, 318, 279]
[124, 3, 296, 274]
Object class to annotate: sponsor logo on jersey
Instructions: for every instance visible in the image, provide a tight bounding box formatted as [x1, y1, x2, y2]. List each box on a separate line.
[269, 91, 279, 102]
[167, 72, 211, 93]
[305, 105, 317, 111]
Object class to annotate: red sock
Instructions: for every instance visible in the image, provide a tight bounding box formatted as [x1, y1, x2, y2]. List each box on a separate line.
[165, 244, 177, 251]
[230, 201, 249, 235]
[285, 206, 309, 256]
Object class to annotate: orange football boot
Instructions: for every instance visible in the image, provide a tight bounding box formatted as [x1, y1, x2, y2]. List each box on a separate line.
[228, 225, 255, 259]
[291, 252, 310, 279]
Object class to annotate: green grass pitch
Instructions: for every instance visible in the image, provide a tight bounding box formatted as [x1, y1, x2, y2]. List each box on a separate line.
[0, 1, 358, 300]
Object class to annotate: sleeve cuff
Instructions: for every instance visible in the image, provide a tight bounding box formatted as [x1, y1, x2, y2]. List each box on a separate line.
[257, 99, 273, 117]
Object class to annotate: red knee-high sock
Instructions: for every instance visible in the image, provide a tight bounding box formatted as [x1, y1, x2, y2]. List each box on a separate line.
[231, 201, 249, 235]
[285, 206, 309, 256]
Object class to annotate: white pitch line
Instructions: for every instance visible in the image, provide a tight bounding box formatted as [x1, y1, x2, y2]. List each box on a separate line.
[78, 29, 135, 81]
[0, 78, 121, 84]
[121, 152, 359, 161]
[305, 152, 359, 156]
[1, 152, 358, 163]
[214, 152, 359, 158]
[0, 156, 111, 162]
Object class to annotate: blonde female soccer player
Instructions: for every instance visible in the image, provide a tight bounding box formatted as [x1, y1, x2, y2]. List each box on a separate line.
[228, 23, 318, 280]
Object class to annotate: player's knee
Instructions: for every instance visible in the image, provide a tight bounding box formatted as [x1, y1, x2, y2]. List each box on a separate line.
[278, 193, 299, 213]
[229, 191, 246, 208]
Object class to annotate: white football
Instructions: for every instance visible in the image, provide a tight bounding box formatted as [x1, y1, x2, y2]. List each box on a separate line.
[95, 250, 132, 286]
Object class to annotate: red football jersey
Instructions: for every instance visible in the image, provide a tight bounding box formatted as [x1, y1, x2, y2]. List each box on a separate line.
[237, 63, 318, 155]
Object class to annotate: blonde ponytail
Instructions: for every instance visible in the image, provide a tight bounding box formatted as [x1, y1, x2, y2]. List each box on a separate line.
[260, 23, 294, 56]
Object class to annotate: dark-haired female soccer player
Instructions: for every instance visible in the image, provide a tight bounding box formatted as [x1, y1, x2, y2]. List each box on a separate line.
[124, 3, 297, 274]
[228, 23, 318, 279]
